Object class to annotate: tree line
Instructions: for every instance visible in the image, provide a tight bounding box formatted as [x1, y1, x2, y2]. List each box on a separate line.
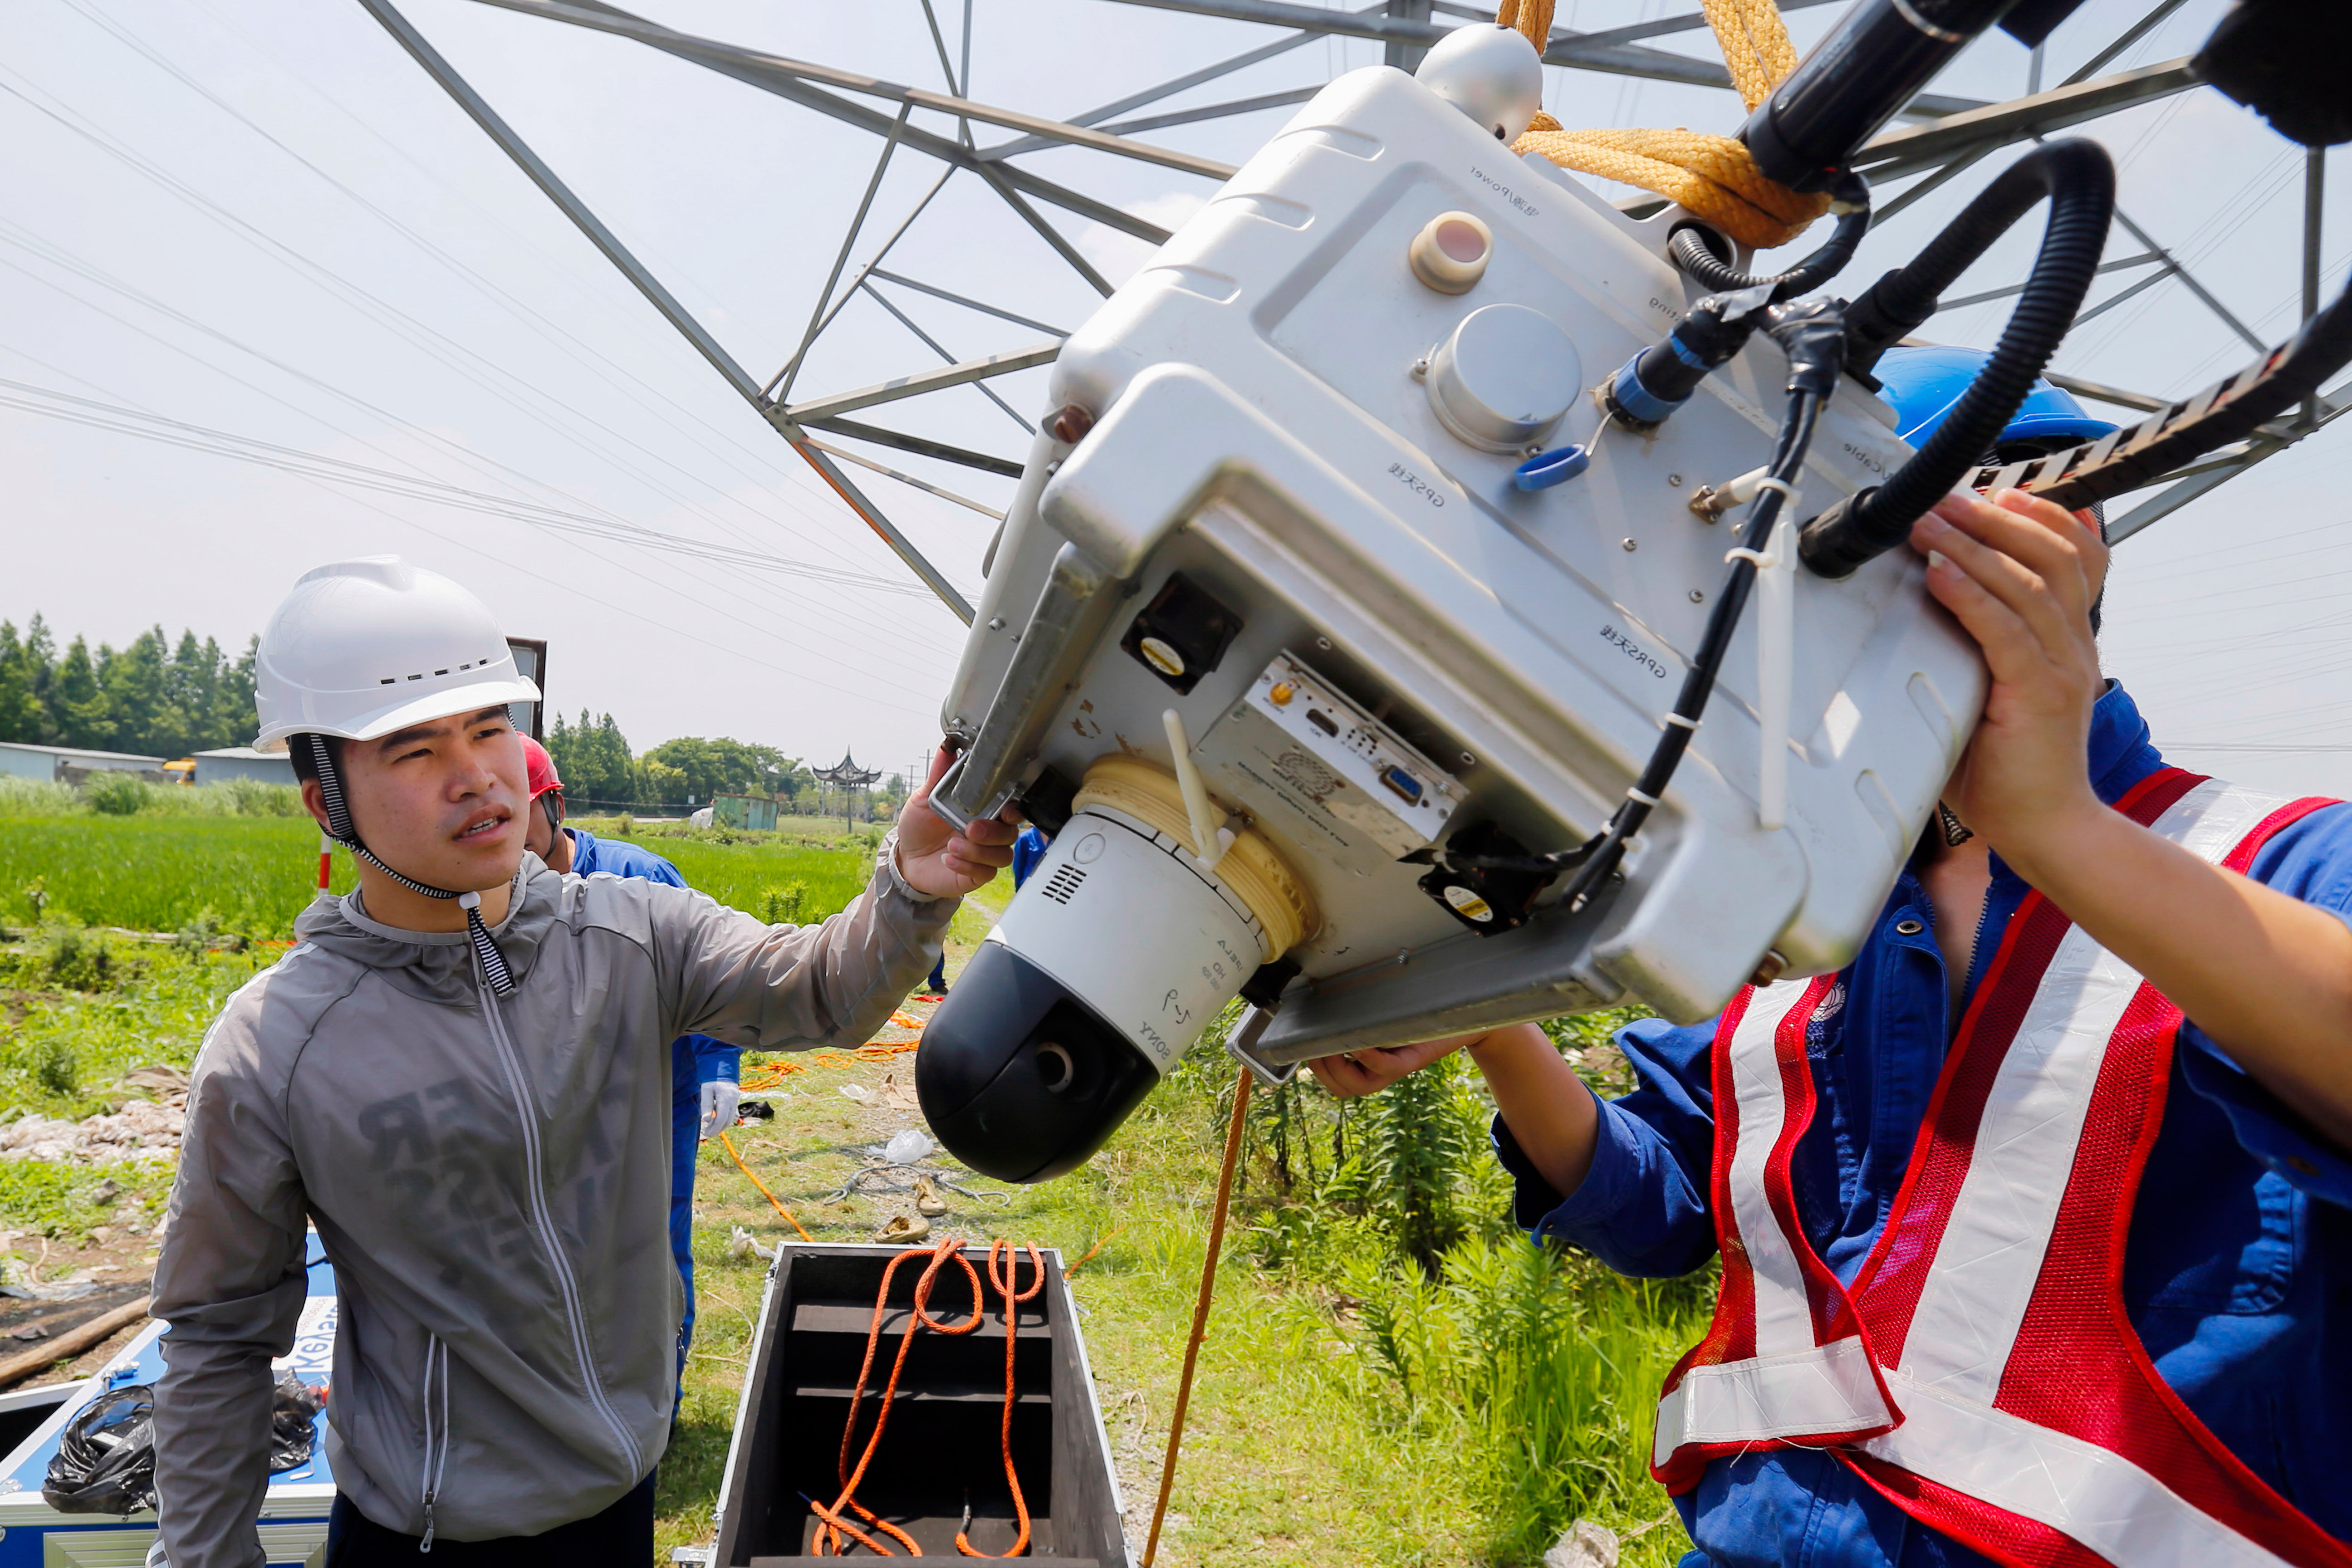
[546, 715, 905, 814]
[543, 715, 903, 813]
[0, 617, 259, 760]
[547, 714, 804, 809]
[0, 613, 899, 813]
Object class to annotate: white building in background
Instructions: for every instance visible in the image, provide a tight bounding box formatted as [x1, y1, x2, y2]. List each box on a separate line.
[190, 747, 296, 786]
[0, 741, 166, 782]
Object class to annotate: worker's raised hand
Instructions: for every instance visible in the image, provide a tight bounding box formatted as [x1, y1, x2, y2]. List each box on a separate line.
[1909, 487, 2109, 877]
[1305, 1031, 1478, 1098]
[894, 745, 1020, 900]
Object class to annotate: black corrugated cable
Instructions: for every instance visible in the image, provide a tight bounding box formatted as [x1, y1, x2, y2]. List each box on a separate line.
[1667, 172, 1874, 300]
[1798, 140, 2117, 578]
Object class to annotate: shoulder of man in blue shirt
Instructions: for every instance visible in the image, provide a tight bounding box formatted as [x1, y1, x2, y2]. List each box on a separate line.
[564, 826, 687, 890]
[561, 828, 736, 1085]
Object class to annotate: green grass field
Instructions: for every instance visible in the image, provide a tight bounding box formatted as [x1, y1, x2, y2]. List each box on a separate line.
[0, 816, 870, 938]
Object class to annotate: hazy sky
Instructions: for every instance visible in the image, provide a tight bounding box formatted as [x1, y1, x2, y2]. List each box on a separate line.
[1, 0, 2344, 793]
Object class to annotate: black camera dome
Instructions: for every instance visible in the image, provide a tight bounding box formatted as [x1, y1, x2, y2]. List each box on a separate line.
[915, 941, 1161, 1183]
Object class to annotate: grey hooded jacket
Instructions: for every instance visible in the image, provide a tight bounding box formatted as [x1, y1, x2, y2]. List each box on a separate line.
[150, 843, 954, 1566]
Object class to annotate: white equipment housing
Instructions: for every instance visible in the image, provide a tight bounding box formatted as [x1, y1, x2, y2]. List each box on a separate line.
[932, 59, 1983, 1088]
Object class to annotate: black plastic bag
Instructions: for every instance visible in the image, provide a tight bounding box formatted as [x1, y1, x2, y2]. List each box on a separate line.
[43, 1382, 157, 1515]
[41, 1372, 323, 1516]
[269, 1370, 324, 1472]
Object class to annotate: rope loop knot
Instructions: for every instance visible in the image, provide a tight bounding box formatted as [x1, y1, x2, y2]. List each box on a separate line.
[1498, 0, 1832, 251]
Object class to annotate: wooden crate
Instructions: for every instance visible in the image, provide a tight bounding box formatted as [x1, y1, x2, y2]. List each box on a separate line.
[713, 1242, 1127, 1566]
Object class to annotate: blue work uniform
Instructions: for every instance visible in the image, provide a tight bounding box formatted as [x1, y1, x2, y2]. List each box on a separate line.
[1011, 825, 1049, 887]
[562, 827, 740, 1392]
[1497, 684, 2352, 1567]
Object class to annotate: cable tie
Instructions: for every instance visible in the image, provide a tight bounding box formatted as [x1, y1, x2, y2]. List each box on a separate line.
[1723, 546, 1775, 568]
[1662, 712, 1700, 731]
[1747, 476, 1797, 503]
[1625, 787, 1661, 808]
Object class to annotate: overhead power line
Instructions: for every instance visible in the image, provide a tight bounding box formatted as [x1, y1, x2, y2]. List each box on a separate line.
[0, 377, 946, 598]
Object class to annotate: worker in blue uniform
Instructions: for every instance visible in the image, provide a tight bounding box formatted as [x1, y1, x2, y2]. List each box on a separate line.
[520, 738, 738, 1412]
[1010, 823, 1050, 888]
[1310, 357, 2352, 1565]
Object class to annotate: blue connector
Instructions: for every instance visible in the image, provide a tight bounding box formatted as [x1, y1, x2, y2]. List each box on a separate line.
[1514, 444, 1592, 491]
[1606, 353, 1686, 427]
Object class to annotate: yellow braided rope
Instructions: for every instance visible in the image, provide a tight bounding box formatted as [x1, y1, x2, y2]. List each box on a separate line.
[1499, 0, 1831, 251]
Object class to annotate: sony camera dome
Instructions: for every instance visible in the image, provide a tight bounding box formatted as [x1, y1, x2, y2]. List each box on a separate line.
[915, 942, 1160, 1184]
[916, 759, 1317, 1184]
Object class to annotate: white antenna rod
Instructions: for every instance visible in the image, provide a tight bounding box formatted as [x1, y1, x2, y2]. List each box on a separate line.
[1162, 708, 1233, 869]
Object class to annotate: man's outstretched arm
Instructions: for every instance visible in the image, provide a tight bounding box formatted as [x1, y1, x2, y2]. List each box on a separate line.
[1915, 488, 2352, 1151]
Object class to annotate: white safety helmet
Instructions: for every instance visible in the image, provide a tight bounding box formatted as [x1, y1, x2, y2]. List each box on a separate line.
[252, 557, 539, 753]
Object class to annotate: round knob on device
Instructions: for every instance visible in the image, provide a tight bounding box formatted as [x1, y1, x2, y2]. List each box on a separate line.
[1408, 211, 1493, 294]
[1424, 303, 1581, 454]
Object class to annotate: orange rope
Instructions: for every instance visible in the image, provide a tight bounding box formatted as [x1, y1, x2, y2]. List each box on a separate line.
[720, 1130, 815, 1244]
[739, 1012, 927, 1093]
[957, 1240, 1048, 1558]
[1141, 1073, 1253, 1568]
[1060, 1225, 1126, 1280]
[815, 1238, 986, 1556]
[1498, 0, 1831, 250]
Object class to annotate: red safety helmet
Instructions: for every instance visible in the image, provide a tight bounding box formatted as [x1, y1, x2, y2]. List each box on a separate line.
[520, 735, 564, 801]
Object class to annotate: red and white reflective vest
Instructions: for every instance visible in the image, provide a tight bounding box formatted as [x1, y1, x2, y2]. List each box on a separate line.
[1652, 769, 2352, 1568]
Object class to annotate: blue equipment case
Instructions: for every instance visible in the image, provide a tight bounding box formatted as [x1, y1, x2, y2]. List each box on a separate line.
[0, 1235, 338, 1566]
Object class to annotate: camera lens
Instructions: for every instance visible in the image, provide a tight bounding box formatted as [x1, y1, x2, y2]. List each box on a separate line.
[916, 942, 1160, 1183]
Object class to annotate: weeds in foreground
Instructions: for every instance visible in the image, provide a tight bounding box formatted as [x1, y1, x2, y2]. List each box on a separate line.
[1159, 1023, 1706, 1565]
[0, 924, 274, 1119]
[0, 1157, 172, 1245]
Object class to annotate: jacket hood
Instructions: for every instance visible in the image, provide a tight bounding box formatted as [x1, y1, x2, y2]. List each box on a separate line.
[293, 856, 559, 1004]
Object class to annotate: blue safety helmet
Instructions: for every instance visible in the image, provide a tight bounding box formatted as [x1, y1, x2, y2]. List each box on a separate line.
[1872, 345, 2119, 456]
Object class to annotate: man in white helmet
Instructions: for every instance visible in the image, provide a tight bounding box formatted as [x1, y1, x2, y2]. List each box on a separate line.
[148, 558, 1015, 1567]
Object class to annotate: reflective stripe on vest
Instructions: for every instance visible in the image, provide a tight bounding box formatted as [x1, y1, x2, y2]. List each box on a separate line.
[1653, 771, 2352, 1568]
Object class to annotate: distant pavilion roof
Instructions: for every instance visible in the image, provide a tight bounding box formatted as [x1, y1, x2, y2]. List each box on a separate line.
[812, 752, 881, 787]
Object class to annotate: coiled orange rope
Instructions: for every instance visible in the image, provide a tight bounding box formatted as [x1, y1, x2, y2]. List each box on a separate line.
[1500, 0, 1831, 250]
[815, 1239, 986, 1556]
[957, 1241, 1048, 1559]
[739, 1011, 928, 1093]
[806, 1237, 1049, 1558]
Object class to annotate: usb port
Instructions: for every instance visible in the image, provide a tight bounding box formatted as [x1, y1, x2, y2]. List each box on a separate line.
[1305, 708, 1339, 737]
[1380, 766, 1424, 804]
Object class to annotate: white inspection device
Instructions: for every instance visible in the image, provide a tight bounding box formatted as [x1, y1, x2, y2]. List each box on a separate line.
[915, 26, 1980, 1182]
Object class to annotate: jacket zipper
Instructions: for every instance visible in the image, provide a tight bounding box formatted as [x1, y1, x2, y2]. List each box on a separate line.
[1916, 869, 2002, 1038]
[418, 1334, 449, 1552]
[473, 974, 645, 1481]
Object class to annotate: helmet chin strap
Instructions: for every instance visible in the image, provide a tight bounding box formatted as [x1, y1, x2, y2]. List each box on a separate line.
[307, 733, 517, 995]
